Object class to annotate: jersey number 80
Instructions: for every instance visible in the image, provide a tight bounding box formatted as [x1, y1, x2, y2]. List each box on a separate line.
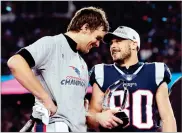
[111, 90, 154, 129]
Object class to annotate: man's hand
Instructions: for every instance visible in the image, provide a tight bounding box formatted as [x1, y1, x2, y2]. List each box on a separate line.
[41, 96, 57, 116]
[95, 109, 123, 129]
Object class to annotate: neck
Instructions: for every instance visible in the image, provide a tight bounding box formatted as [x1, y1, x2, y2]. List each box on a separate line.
[65, 31, 82, 50]
[118, 53, 138, 69]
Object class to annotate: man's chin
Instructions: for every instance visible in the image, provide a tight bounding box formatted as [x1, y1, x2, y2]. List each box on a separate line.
[86, 49, 90, 53]
[113, 58, 120, 62]
[113, 58, 124, 64]
[82, 49, 89, 54]
[112, 57, 120, 61]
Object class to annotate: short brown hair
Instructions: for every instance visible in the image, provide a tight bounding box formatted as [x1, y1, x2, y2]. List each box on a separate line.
[67, 6, 109, 32]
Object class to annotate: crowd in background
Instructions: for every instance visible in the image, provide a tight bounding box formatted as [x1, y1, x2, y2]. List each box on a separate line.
[1, 1, 181, 132]
[1, 94, 34, 132]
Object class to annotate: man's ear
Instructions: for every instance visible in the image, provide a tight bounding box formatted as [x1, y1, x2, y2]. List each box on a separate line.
[131, 41, 138, 50]
[80, 23, 90, 34]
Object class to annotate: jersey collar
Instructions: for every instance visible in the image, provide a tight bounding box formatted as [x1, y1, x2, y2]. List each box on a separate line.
[114, 62, 144, 81]
[114, 62, 142, 74]
[63, 34, 78, 53]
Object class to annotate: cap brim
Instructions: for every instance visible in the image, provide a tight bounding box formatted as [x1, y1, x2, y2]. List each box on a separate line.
[103, 33, 126, 44]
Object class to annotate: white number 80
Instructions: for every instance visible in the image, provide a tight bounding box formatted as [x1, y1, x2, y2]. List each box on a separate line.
[111, 90, 154, 129]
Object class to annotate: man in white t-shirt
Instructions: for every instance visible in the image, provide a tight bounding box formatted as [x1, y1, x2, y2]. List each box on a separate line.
[7, 6, 109, 132]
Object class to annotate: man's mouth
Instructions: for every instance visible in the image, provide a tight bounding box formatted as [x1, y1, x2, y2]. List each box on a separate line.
[112, 49, 120, 55]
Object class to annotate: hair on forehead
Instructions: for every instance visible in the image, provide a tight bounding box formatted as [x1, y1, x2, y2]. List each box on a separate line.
[67, 6, 109, 32]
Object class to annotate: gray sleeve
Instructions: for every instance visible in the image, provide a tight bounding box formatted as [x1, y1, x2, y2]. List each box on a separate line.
[24, 36, 54, 69]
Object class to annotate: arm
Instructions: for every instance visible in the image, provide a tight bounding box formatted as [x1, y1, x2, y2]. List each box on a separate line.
[86, 83, 104, 129]
[7, 54, 49, 101]
[7, 54, 57, 115]
[86, 83, 122, 130]
[156, 82, 177, 132]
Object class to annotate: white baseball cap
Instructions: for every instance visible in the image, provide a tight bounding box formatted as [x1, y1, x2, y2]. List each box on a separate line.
[103, 26, 140, 50]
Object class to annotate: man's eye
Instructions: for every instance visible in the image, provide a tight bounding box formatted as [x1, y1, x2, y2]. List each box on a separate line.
[96, 36, 102, 41]
[116, 40, 121, 43]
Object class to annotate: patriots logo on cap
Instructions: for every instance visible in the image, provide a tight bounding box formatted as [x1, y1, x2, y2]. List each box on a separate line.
[69, 66, 80, 77]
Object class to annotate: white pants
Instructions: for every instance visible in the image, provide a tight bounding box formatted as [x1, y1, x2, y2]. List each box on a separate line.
[33, 121, 70, 132]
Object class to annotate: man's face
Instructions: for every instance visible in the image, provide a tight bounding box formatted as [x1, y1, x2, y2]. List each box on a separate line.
[110, 38, 132, 62]
[81, 26, 106, 53]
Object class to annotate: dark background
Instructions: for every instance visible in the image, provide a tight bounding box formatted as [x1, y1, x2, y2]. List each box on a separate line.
[1, 1, 181, 132]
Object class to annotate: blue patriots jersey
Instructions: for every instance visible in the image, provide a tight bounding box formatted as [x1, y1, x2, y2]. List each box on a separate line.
[89, 62, 172, 132]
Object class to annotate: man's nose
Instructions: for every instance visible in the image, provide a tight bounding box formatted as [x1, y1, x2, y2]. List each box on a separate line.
[95, 41, 100, 47]
[110, 42, 116, 48]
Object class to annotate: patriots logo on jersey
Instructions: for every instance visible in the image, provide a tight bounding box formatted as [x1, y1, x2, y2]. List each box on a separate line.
[69, 66, 80, 77]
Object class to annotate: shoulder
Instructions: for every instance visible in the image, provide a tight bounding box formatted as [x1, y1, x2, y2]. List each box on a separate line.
[90, 63, 114, 74]
[89, 63, 104, 76]
[37, 35, 55, 44]
[144, 62, 168, 67]
[145, 61, 171, 76]
[95, 63, 114, 69]
[89, 63, 113, 86]
[52, 33, 68, 44]
[144, 62, 169, 70]
[143, 62, 156, 67]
